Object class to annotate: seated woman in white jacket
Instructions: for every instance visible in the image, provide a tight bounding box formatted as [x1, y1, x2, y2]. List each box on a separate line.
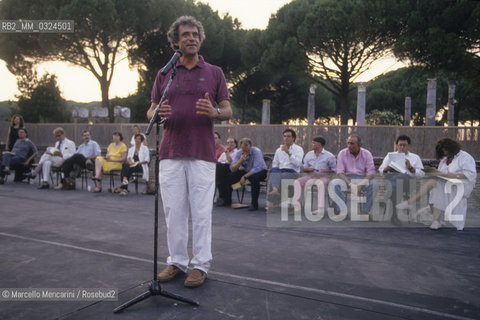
[119, 134, 150, 195]
[397, 138, 477, 230]
[429, 138, 477, 230]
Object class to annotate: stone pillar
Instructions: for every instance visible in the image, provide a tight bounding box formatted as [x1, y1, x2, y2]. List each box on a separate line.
[404, 97, 411, 126]
[307, 84, 318, 125]
[262, 99, 271, 125]
[448, 80, 456, 126]
[425, 78, 437, 126]
[356, 83, 367, 126]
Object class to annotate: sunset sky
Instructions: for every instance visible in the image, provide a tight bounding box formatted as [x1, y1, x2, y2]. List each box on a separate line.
[0, 0, 403, 102]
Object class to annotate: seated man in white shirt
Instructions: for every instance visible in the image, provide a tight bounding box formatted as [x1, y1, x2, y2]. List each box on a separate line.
[379, 135, 425, 224]
[267, 129, 304, 211]
[30, 127, 76, 189]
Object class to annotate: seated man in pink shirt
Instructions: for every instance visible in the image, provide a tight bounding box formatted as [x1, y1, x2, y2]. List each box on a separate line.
[331, 134, 379, 217]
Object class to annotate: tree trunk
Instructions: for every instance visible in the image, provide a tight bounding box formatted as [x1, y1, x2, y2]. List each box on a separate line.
[99, 79, 112, 122]
[338, 87, 351, 125]
[338, 64, 352, 125]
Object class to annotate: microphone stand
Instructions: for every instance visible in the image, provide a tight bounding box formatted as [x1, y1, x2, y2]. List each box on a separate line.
[114, 66, 199, 313]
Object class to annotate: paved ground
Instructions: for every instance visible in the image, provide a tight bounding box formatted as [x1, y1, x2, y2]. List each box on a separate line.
[1, 179, 479, 320]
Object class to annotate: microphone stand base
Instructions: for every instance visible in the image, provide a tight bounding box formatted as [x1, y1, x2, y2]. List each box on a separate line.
[113, 280, 200, 313]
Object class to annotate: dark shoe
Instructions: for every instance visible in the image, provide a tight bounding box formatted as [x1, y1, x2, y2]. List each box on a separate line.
[391, 212, 402, 226]
[0, 176, 4, 184]
[216, 199, 225, 207]
[64, 177, 76, 190]
[184, 269, 207, 288]
[156, 265, 184, 282]
[248, 204, 258, 211]
[38, 182, 49, 189]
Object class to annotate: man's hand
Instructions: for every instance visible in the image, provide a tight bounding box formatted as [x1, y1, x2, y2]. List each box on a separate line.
[196, 93, 217, 118]
[350, 183, 358, 196]
[158, 99, 172, 118]
[240, 176, 246, 186]
[405, 159, 415, 173]
[240, 152, 249, 162]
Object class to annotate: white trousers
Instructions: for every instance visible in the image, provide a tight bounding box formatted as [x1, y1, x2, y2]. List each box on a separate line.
[35, 154, 64, 183]
[159, 158, 216, 274]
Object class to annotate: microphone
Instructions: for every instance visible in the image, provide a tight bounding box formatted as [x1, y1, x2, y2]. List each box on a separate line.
[161, 49, 183, 75]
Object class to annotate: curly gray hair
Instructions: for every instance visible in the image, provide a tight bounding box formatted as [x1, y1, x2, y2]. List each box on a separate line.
[167, 16, 206, 50]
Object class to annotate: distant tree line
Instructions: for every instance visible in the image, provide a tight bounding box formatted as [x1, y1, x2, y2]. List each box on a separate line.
[0, 0, 478, 125]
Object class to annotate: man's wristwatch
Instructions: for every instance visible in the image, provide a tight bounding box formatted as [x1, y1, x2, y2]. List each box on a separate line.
[216, 107, 221, 117]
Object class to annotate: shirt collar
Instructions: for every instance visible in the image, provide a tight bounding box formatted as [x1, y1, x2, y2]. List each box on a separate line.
[177, 55, 205, 69]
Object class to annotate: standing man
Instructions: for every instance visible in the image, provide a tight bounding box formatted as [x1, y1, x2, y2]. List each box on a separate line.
[55, 130, 101, 190]
[147, 16, 232, 288]
[30, 127, 75, 189]
[332, 134, 379, 218]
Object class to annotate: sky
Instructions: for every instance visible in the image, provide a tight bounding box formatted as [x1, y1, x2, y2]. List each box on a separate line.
[0, 0, 403, 102]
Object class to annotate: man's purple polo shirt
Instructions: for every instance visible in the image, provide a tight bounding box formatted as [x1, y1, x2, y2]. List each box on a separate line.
[336, 147, 376, 175]
[151, 56, 230, 163]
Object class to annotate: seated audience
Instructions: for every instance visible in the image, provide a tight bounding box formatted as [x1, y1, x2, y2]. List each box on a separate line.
[0, 128, 37, 184]
[119, 134, 150, 195]
[292, 136, 336, 211]
[216, 137, 238, 204]
[92, 132, 127, 192]
[55, 129, 101, 190]
[30, 127, 76, 189]
[220, 138, 267, 211]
